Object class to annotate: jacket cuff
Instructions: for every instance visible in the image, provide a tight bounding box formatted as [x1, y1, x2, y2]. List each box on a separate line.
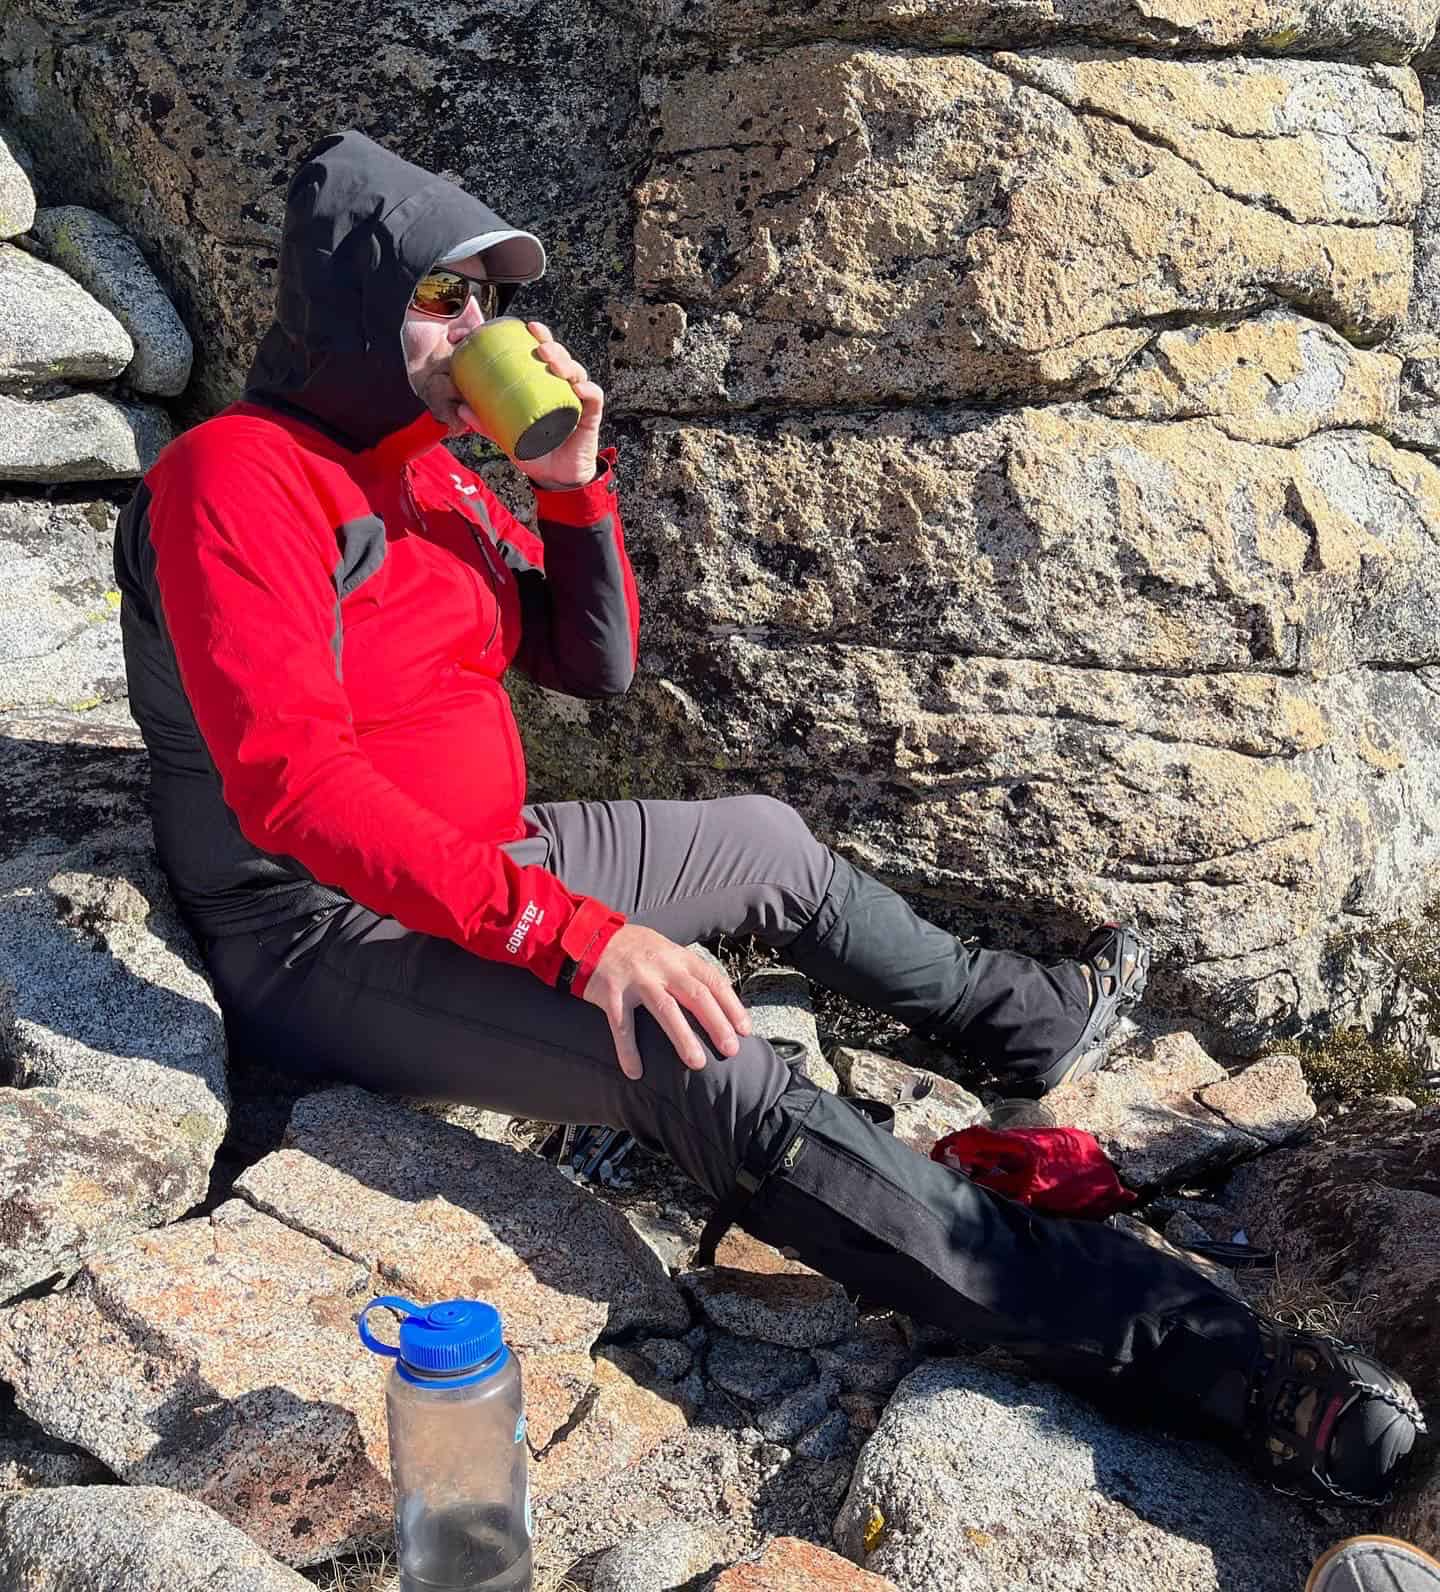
[532, 447, 619, 528]
[556, 894, 627, 997]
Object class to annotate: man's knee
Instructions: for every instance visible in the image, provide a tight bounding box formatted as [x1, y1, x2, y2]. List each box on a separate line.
[630, 1018, 793, 1197]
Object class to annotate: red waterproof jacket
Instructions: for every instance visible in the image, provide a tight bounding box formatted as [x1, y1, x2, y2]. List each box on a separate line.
[114, 132, 639, 992]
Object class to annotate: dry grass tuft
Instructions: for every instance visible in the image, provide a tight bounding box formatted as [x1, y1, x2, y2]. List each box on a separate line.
[304, 1540, 589, 1592]
[1243, 1252, 1381, 1353]
[303, 1541, 399, 1592]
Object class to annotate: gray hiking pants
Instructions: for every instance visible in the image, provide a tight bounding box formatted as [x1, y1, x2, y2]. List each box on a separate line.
[206, 794, 1086, 1201]
[208, 795, 1261, 1404]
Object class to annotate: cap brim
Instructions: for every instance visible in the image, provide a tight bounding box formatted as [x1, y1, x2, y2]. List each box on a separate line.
[438, 230, 546, 282]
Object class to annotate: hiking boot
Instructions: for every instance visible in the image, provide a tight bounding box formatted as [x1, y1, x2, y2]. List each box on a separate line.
[1306, 1537, 1440, 1592]
[1246, 1319, 1426, 1507]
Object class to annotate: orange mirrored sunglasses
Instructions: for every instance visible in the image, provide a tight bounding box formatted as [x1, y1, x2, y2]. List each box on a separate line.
[410, 270, 502, 320]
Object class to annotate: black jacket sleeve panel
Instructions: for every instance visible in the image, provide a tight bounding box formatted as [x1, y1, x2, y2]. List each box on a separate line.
[490, 451, 640, 698]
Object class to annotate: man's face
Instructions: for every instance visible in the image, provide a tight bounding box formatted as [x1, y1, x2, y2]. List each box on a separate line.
[402, 253, 490, 434]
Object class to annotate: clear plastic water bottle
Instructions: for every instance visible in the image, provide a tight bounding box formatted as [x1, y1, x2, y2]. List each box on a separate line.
[359, 1295, 532, 1592]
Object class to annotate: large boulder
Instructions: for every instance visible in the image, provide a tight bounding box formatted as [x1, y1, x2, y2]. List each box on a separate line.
[832, 1358, 1331, 1590]
[1225, 1102, 1440, 1414]
[0, 1485, 315, 1591]
[2, 2, 1437, 1060]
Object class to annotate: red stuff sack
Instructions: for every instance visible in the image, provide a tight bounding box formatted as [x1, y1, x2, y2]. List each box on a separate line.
[930, 1125, 1137, 1218]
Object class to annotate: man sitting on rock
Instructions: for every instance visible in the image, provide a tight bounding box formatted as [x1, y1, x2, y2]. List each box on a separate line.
[114, 129, 1423, 1507]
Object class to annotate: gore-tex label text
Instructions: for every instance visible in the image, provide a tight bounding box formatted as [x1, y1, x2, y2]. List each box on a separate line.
[506, 901, 544, 955]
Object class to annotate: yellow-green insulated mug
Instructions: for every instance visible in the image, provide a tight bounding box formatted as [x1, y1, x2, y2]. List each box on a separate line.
[449, 317, 582, 462]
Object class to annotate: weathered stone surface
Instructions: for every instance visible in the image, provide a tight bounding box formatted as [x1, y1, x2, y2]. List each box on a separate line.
[0, 132, 34, 238]
[833, 1359, 1328, 1589]
[615, 51, 1417, 414]
[236, 1087, 689, 1351]
[712, 1536, 898, 1592]
[756, 1375, 840, 1444]
[1389, 1451, 1440, 1559]
[1197, 1054, 1317, 1144]
[1099, 312, 1401, 445]
[0, 493, 125, 714]
[0, 1485, 315, 1591]
[642, 0, 1440, 58]
[1043, 1032, 1264, 1189]
[0, 713, 149, 861]
[531, 1349, 690, 1498]
[0, 242, 132, 386]
[520, 401, 1440, 1051]
[0, 822, 227, 1162]
[0, 389, 173, 481]
[813, 1316, 918, 1398]
[685, 1269, 857, 1349]
[0, 0, 645, 417]
[739, 968, 840, 1093]
[829, 1047, 984, 1153]
[0, 1086, 210, 1302]
[31, 206, 194, 395]
[592, 1519, 719, 1592]
[0, 1201, 391, 1566]
[1226, 1102, 1440, 1411]
[0, 1386, 110, 1492]
[0, 130, 33, 237]
[707, 1334, 816, 1405]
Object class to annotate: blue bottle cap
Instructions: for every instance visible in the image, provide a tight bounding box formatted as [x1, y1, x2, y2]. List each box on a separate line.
[358, 1296, 506, 1381]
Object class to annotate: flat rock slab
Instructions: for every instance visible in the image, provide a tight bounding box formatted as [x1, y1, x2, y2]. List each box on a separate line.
[0, 1086, 211, 1303]
[711, 1536, 898, 1590]
[0, 242, 131, 386]
[1226, 1102, 1440, 1413]
[531, 1349, 690, 1498]
[829, 1048, 984, 1153]
[236, 1086, 689, 1351]
[1044, 1032, 1263, 1190]
[32, 207, 193, 395]
[0, 1200, 392, 1565]
[0, 824, 228, 1161]
[739, 968, 840, 1093]
[833, 1359, 1330, 1590]
[688, 1229, 858, 1350]
[0, 389, 172, 481]
[0, 1485, 314, 1590]
[1197, 1055, 1317, 1145]
[0, 493, 125, 714]
[684, 1265, 857, 1349]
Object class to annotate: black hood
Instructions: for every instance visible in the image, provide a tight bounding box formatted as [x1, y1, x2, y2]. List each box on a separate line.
[245, 130, 540, 451]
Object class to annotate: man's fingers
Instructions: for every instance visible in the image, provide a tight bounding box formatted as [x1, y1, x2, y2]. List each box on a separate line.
[649, 992, 709, 1071]
[676, 980, 739, 1059]
[695, 964, 751, 1037]
[527, 320, 553, 345]
[609, 1003, 644, 1081]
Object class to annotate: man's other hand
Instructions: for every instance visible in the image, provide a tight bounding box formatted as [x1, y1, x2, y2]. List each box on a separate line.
[582, 925, 753, 1081]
